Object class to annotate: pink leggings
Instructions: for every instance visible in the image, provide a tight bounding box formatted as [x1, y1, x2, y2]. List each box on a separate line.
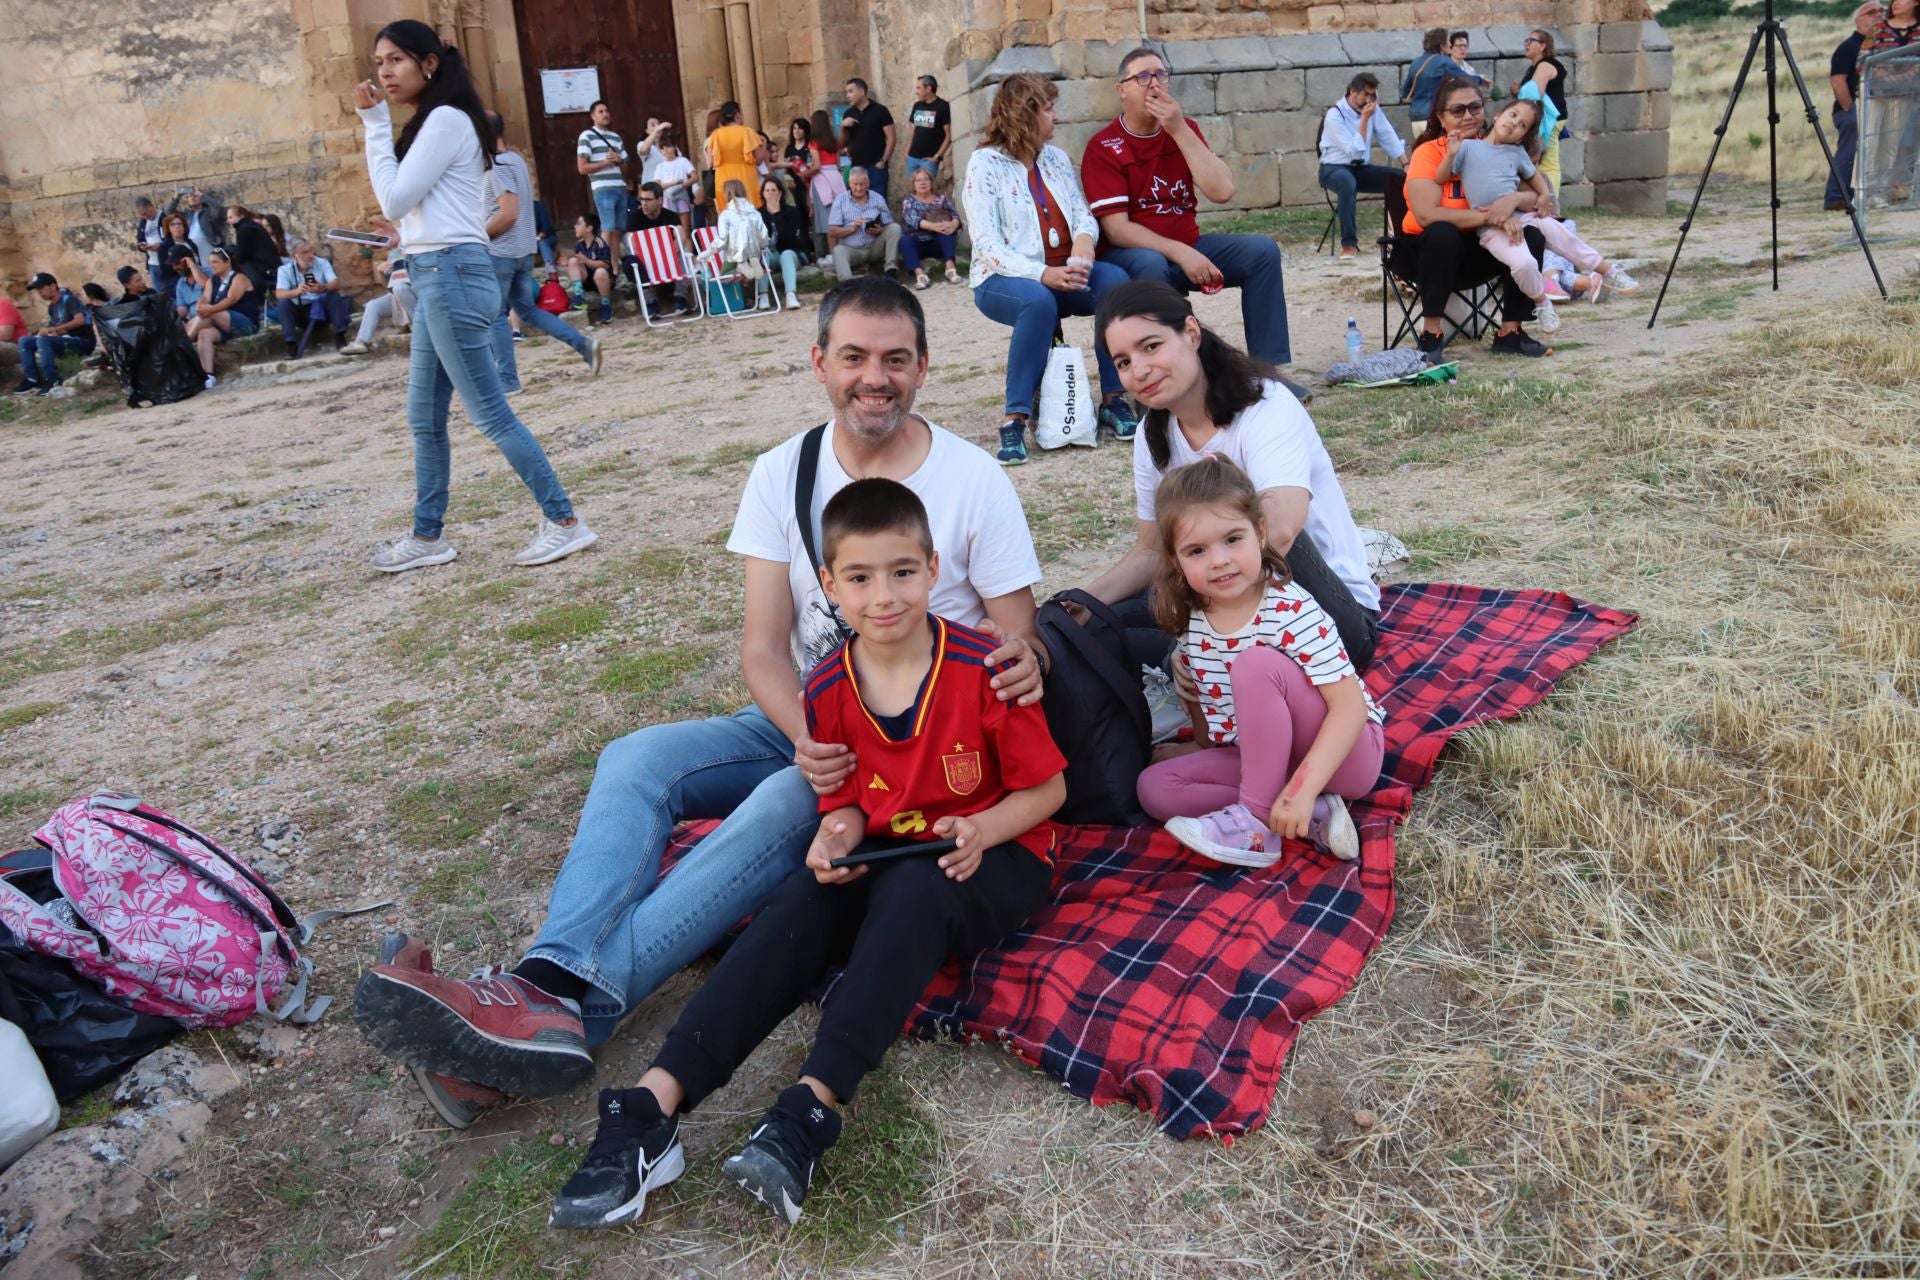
[1478, 212, 1606, 301]
[1138, 644, 1387, 822]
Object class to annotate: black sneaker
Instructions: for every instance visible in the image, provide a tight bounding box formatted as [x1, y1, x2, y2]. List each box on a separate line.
[1278, 374, 1314, 405]
[11, 381, 41, 396]
[1490, 327, 1552, 358]
[1416, 330, 1447, 366]
[721, 1083, 842, 1226]
[548, 1088, 685, 1230]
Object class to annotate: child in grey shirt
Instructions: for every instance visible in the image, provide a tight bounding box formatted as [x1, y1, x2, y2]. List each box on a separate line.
[1437, 100, 1639, 333]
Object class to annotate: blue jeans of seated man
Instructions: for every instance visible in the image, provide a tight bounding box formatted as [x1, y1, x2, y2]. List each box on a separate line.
[405, 243, 573, 541]
[972, 261, 1128, 417]
[1827, 105, 1858, 205]
[275, 292, 351, 347]
[900, 229, 957, 271]
[522, 705, 818, 1046]
[1103, 233, 1294, 365]
[18, 334, 92, 385]
[1319, 162, 1400, 249]
[490, 253, 594, 391]
[592, 187, 627, 238]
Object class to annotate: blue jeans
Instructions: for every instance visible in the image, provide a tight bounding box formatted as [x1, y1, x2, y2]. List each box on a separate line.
[490, 253, 593, 391]
[901, 229, 957, 271]
[538, 237, 556, 271]
[405, 243, 573, 541]
[770, 248, 801, 297]
[906, 156, 939, 180]
[1319, 162, 1400, 248]
[592, 187, 627, 238]
[524, 706, 818, 1045]
[1827, 105, 1858, 205]
[1104, 233, 1293, 365]
[866, 167, 890, 199]
[275, 293, 351, 346]
[18, 334, 92, 384]
[971, 261, 1128, 417]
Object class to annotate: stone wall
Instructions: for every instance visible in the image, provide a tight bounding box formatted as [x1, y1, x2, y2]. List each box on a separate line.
[0, 0, 1671, 295]
[934, 18, 1673, 216]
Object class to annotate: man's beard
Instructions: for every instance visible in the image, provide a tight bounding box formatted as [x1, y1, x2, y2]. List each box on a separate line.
[835, 386, 915, 443]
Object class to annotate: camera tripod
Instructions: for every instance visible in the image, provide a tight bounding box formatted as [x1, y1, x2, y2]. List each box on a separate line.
[1648, 0, 1887, 327]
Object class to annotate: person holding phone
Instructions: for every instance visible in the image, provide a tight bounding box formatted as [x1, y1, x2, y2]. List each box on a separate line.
[273, 237, 352, 357]
[824, 166, 901, 281]
[353, 20, 596, 572]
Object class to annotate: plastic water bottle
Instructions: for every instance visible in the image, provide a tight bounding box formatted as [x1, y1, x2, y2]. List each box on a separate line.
[1345, 317, 1364, 363]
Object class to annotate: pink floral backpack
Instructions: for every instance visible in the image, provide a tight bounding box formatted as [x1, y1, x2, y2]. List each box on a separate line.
[0, 792, 384, 1028]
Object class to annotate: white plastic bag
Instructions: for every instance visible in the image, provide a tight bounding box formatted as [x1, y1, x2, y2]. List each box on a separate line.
[1033, 344, 1096, 450]
[0, 1019, 59, 1170]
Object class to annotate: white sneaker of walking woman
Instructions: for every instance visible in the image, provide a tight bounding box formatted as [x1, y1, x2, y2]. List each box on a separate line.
[370, 535, 458, 573]
[515, 516, 598, 566]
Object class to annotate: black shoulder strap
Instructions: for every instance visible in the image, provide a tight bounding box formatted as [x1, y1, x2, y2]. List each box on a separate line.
[795, 423, 831, 576]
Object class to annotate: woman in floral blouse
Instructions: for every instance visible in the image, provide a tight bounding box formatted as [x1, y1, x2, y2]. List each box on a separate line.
[962, 71, 1134, 466]
[901, 165, 962, 288]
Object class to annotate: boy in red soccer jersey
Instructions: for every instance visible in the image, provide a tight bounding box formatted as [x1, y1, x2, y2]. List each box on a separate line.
[549, 478, 1065, 1232]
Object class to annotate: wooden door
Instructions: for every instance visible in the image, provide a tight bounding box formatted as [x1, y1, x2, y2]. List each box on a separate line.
[511, 0, 684, 225]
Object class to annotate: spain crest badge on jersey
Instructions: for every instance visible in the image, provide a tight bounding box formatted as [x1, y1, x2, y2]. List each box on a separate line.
[942, 743, 982, 796]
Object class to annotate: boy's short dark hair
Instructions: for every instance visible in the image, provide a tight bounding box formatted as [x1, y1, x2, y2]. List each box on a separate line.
[579, 210, 601, 234]
[819, 478, 934, 570]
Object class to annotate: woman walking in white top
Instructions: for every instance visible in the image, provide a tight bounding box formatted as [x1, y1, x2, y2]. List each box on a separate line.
[355, 20, 596, 572]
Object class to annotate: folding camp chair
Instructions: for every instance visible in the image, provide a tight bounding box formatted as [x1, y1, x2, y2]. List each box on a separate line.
[1378, 179, 1505, 356]
[624, 226, 701, 329]
[1312, 118, 1388, 258]
[690, 226, 777, 321]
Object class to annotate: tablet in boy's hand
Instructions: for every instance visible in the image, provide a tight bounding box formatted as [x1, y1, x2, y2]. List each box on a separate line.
[828, 838, 959, 869]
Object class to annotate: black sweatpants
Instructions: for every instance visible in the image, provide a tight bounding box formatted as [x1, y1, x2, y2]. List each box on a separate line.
[652, 843, 1050, 1108]
[1411, 220, 1545, 327]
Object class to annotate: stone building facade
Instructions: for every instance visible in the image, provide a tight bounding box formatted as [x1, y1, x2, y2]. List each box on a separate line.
[0, 0, 1668, 293]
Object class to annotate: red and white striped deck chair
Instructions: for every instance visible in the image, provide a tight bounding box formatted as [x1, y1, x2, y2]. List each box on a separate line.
[624, 226, 699, 328]
[690, 225, 770, 321]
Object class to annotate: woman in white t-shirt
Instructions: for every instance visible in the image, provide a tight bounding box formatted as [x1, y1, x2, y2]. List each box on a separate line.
[1084, 280, 1382, 672]
[354, 21, 595, 573]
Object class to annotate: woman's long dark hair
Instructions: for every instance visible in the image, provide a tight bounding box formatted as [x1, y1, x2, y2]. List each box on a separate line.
[376, 19, 495, 169]
[1093, 280, 1280, 472]
[1150, 457, 1292, 635]
[1416, 77, 1484, 147]
[810, 109, 838, 157]
[789, 116, 812, 149]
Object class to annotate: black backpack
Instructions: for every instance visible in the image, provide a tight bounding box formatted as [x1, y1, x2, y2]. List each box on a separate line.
[1035, 590, 1151, 827]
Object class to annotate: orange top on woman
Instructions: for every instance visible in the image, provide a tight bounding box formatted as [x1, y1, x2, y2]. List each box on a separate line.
[707, 123, 764, 212]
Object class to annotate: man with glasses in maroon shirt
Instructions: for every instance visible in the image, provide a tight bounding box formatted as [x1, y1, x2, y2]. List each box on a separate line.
[1082, 46, 1311, 402]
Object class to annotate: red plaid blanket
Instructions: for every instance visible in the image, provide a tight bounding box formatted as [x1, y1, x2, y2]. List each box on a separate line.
[667, 584, 1636, 1140]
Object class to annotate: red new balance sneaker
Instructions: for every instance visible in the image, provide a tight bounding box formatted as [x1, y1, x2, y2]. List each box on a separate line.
[353, 954, 594, 1098]
[375, 934, 508, 1128]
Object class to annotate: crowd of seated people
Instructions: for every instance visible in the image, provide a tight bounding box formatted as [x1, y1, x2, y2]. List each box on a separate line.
[22, 33, 1638, 400]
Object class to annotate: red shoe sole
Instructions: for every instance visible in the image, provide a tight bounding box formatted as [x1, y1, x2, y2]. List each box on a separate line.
[352, 968, 594, 1098]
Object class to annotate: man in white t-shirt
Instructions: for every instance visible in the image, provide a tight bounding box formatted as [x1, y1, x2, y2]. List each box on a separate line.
[577, 100, 630, 238]
[350, 278, 1052, 1116]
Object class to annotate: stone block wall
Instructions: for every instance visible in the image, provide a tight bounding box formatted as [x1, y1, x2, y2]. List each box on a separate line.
[936, 18, 1672, 217]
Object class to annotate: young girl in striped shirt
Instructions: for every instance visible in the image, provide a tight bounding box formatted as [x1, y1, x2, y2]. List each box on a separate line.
[1138, 457, 1386, 866]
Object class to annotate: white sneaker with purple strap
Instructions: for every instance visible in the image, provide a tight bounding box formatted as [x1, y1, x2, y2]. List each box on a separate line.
[1167, 795, 1361, 867]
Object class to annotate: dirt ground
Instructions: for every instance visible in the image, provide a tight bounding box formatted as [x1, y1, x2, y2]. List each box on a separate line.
[1, 172, 1914, 1279]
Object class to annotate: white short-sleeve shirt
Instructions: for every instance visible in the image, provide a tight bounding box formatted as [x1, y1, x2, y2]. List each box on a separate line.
[728, 421, 1044, 671]
[1133, 381, 1380, 612]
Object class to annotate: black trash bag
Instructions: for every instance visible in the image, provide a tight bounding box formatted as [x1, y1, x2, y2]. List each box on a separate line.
[0, 849, 181, 1102]
[94, 293, 204, 408]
